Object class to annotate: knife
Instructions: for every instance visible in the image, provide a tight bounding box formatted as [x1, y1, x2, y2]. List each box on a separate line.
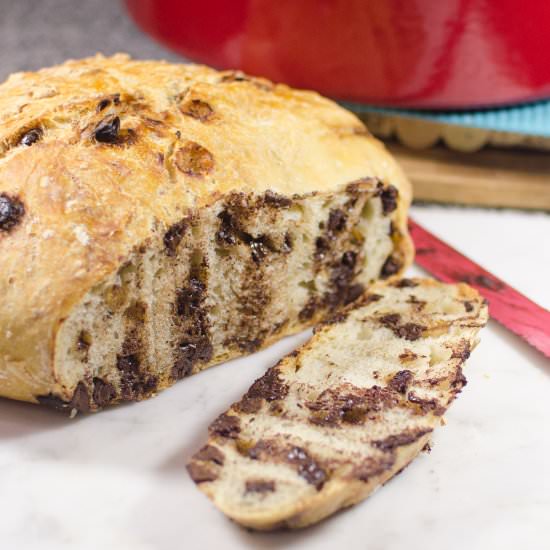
[408, 218, 550, 358]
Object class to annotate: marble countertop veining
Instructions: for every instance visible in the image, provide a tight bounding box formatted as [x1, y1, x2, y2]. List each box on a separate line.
[0, 2, 549, 548]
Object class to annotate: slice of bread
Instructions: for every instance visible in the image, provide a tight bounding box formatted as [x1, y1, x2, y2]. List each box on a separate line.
[187, 278, 488, 530]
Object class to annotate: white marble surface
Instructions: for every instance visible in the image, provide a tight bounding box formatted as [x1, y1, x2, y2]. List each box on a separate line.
[1, 204, 549, 550]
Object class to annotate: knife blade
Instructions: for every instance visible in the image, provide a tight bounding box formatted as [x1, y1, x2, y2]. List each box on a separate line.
[408, 218, 550, 358]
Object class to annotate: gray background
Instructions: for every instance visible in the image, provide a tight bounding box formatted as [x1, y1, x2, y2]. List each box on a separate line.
[0, 0, 185, 82]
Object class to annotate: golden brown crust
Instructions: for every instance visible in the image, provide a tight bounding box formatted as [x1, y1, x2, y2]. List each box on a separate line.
[0, 54, 412, 405]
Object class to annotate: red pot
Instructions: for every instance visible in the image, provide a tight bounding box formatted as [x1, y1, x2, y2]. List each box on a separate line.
[124, 0, 550, 109]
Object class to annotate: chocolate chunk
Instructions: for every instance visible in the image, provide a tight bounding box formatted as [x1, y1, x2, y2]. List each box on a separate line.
[354, 455, 395, 482]
[299, 297, 318, 322]
[19, 127, 43, 147]
[397, 323, 425, 341]
[388, 370, 414, 394]
[175, 141, 214, 176]
[451, 366, 467, 391]
[341, 250, 357, 268]
[307, 384, 398, 427]
[394, 278, 418, 288]
[345, 283, 365, 305]
[69, 382, 90, 413]
[407, 392, 443, 414]
[380, 255, 401, 279]
[282, 232, 293, 253]
[0, 193, 25, 232]
[187, 462, 218, 484]
[97, 98, 111, 112]
[247, 235, 271, 264]
[164, 220, 188, 256]
[194, 444, 225, 465]
[92, 378, 116, 408]
[234, 396, 263, 414]
[380, 185, 398, 215]
[372, 427, 433, 452]
[216, 210, 237, 245]
[263, 190, 292, 208]
[245, 367, 289, 402]
[172, 338, 213, 379]
[463, 300, 474, 312]
[314, 236, 330, 260]
[287, 446, 327, 490]
[180, 99, 214, 122]
[245, 480, 276, 493]
[451, 339, 471, 362]
[209, 413, 241, 439]
[327, 209, 347, 233]
[176, 278, 205, 317]
[94, 116, 120, 143]
[379, 314, 426, 341]
[116, 353, 140, 375]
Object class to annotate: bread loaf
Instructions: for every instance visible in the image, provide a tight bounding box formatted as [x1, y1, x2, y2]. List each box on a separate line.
[188, 279, 488, 529]
[0, 54, 412, 411]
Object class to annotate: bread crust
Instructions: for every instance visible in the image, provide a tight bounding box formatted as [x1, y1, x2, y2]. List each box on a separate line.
[0, 54, 412, 406]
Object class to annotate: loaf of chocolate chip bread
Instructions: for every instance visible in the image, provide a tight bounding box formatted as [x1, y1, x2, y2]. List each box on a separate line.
[0, 54, 412, 412]
[188, 279, 488, 530]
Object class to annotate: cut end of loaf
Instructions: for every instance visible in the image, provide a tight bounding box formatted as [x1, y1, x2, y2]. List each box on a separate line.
[187, 278, 488, 530]
[41, 179, 407, 412]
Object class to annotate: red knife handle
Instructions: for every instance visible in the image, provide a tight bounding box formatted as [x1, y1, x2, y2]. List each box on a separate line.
[408, 219, 550, 358]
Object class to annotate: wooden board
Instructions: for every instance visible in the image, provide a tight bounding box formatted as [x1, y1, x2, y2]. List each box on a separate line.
[387, 142, 550, 210]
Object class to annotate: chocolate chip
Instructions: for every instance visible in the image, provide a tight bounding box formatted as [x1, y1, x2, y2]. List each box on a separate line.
[116, 353, 140, 374]
[97, 98, 111, 112]
[341, 250, 357, 268]
[464, 301, 474, 312]
[287, 446, 327, 490]
[263, 190, 292, 208]
[94, 116, 120, 143]
[327, 209, 347, 233]
[19, 127, 43, 147]
[379, 314, 425, 341]
[380, 185, 398, 215]
[0, 193, 25, 232]
[36, 383, 91, 413]
[92, 378, 116, 408]
[388, 370, 414, 394]
[209, 413, 241, 439]
[69, 382, 90, 413]
[172, 338, 213, 379]
[245, 367, 289, 402]
[187, 462, 218, 483]
[380, 255, 401, 278]
[353, 455, 395, 482]
[175, 141, 214, 176]
[176, 278, 205, 317]
[372, 428, 433, 452]
[407, 392, 443, 414]
[394, 278, 418, 288]
[194, 444, 225, 465]
[245, 480, 275, 493]
[180, 99, 214, 122]
[298, 297, 318, 322]
[164, 220, 188, 256]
